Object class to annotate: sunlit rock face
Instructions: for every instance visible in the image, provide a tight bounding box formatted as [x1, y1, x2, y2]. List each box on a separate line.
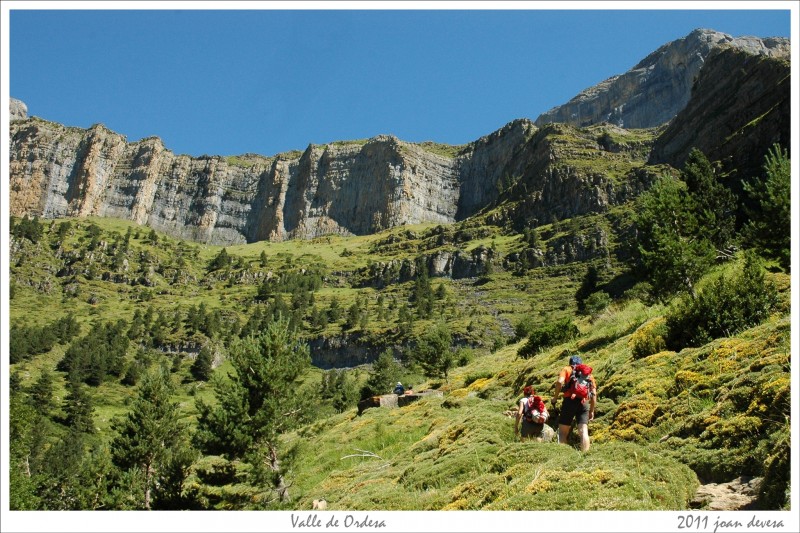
[534, 29, 790, 129]
[9, 115, 533, 245]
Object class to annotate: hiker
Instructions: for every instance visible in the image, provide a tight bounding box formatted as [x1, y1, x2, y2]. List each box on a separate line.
[514, 385, 550, 441]
[393, 382, 405, 395]
[552, 354, 596, 451]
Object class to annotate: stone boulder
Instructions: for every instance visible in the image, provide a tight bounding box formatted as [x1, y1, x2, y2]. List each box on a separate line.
[397, 389, 444, 408]
[690, 476, 762, 510]
[357, 394, 399, 415]
[357, 390, 444, 415]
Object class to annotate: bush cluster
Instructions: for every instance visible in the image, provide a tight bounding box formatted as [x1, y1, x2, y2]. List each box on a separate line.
[665, 253, 778, 350]
[629, 317, 668, 359]
[517, 317, 578, 358]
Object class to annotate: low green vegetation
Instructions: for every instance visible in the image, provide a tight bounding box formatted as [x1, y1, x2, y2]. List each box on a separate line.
[416, 141, 467, 158]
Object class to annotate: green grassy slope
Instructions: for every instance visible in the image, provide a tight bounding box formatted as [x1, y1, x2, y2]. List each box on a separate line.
[280, 290, 789, 510]
[8, 214, 791, 510]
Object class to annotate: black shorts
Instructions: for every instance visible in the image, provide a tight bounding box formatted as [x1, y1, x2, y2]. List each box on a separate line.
[558, 397, 590, 426]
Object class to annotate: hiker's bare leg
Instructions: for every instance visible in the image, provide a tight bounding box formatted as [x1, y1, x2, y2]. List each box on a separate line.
[577, 423, 590, 452]
[558, 424, 571, 445]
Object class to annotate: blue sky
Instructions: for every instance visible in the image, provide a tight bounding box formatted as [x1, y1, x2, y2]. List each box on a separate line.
[8, 6, 793, 158]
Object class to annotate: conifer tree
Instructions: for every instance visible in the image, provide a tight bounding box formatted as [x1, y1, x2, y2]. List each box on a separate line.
[194, 317, 310, 503]
[575, 265, 599, 314]
[320, 369, 359, 412]
[743, 144, 791, 270]
[415, 322, 454, 380]
[363, 349, 402, 398]
[63, 374, 95, 434]
[413, 257, 434, 318]
[398, 304, 414, 337]
[345, 301, 361, 330]
[9, 384, 44, 509]
[634, 175, 714, 299]
[190, 344, 215, 381]
[208, 247, 231, 271]
[376, 294, 387, 321]
[30, 369, 56, 416]
[328, 296, 342, 322]
[111, 366, 185, 510]
[681, 149, 737, 251]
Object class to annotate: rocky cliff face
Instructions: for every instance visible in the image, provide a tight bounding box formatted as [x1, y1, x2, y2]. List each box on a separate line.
[9, 114, 543, 245]
[534, 29, 790, 129]
[9, 120, 467, 244]
[8, 29, 790, 245]
[648, 46, 791, 180]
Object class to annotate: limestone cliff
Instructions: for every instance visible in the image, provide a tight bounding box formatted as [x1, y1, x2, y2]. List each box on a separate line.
[648, 46, 791, 181]
[9, 120, 464, 244]
[9, 114, 542, 245]
[534, 29, 790, 129]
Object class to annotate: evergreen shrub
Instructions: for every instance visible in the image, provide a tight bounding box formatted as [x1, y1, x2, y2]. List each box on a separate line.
[665, 253, 778, 350]
[517, 317, 578, 358]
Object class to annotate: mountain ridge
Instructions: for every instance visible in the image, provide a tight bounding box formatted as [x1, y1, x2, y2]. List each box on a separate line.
[533, 28, 789, 129]
[9, 28, 790, 246]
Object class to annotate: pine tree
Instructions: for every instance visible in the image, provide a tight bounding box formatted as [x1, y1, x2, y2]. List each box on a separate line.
[363, 349, 402, 398]
[345, 301, 361, 330]
[208, 247, 231, 271]
[63, 374, 95, 433]
[190, 344, 215, 381]
[415, 322, 454, 380]
[398, 304, 414, 337]
[37, 432, 113, 510]
[194, 317, 310, 503]
[30, 369, 56, 416]
[413, 257, 434, 318]
[634, 175, 714, 300]
[111, 366, 185, 510]
[320, 369, 359, 412]
[327, 296, 342, 322]
[681, 149, 737, 251]
[376, 294, 387, 321]
[575, 265, 599, 314]
[9, 385, 44, 509]
[743, 144, 791, 271]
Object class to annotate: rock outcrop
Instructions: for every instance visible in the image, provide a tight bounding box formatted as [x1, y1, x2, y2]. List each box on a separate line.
[11, 113, 636, 246]
[10, 98, 27, 121]
[534, 29, 790, 129]
[648, 46, 791, 181]
[690, 476, 762, 510]
[9, 120, 457, 244]
[357, 390, 444, 415]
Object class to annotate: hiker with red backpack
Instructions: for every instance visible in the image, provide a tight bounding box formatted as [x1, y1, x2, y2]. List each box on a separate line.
[552, 354, 597, 451]
[514, 385, 552, 441]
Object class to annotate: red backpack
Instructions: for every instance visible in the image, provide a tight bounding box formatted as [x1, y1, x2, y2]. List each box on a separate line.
[522, 395, 546, 423]
[563, 363, 593, 402]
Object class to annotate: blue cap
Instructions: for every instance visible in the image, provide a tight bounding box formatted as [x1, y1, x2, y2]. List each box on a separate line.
[569, 355, 582, 366]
